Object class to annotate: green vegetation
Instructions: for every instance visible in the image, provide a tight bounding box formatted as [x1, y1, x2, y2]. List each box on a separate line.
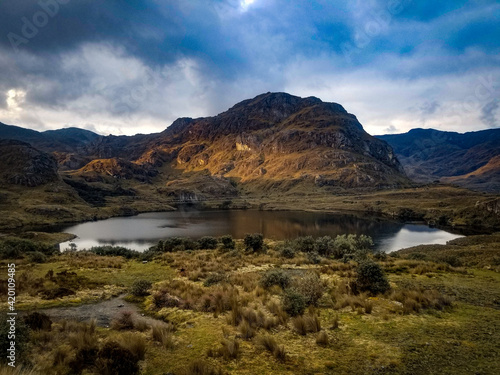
[0, 232, 499, 374]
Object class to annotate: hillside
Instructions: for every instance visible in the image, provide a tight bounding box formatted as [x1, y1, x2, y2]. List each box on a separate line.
[377, 128, 500, 192]
[139, 92, 409, 191]
[1, 93, 410, 193]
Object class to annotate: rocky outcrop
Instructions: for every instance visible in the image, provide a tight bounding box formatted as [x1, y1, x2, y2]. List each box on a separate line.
[0, 139, 59, 187]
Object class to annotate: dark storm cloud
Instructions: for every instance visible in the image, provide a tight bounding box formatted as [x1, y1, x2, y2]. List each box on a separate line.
[0, 0, 498, 134]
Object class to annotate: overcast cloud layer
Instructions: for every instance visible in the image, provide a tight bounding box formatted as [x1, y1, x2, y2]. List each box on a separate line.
[0, 0, 499, 136]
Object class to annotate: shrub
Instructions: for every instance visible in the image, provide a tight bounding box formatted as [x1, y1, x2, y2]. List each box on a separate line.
[28, 251, 47, 263]
[294, 272, 324, 306]
[203, 272, 227, 287]
[41, 287, 76, 300]
[23, 312, 52, 331]
[89, 246, 139, 259]
[293, 236, 315, 253]
[244, 233, 264, 252]
[219, 235, 235, 250]
[355, 260, 390, 295]
[307, 251, 321, 264]
[280, 247, 295, 259]
[282, 289, 306, 317]
[130, 280, 152, 297]
[260, 269, 291, 289]
[96, 341, 140, 375]
[314, 236, 334, 256]
[198, 236, 218, 250]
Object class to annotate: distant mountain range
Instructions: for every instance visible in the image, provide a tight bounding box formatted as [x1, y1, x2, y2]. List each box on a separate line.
[377, 128, 500, 193]
[0, 92, 499, 195]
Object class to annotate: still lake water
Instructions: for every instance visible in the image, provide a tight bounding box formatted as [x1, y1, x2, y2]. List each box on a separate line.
[55, 209, 464, 253]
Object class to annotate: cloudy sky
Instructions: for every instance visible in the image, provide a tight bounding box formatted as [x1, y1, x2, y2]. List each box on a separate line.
[0, 0, 498, 136]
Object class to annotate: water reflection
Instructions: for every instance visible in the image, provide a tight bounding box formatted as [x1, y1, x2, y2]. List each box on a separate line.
[53, 209, 463, 252]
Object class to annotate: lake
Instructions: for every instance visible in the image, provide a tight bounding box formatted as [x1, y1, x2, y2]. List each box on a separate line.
[53, 209, 464, 253]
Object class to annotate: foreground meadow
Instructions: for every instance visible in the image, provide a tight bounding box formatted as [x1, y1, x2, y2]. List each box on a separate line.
[1, 233, 499, 374]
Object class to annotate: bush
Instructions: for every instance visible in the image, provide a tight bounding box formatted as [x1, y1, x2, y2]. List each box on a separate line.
[198, 236, 218, 250]
[96, 341, 140, 375]
[23, 312, 52, 331]
[130, 280, 152, 297]
[244, 233, 264, 252]
[280, 247, 295, 259]
[355, 260, 390, 295]
[219, 235, 235, 250]
[307, 251, 321, 264]
[260, 269, 291, 289]
[314, 236, 334, 256]
[293, 236, 315, 253]
[0, 237, 55, 259]
[294, 272, 324, 306]
[331, 234, 374, 259]
[28, 251, 47, 263]
[282, 289, 306, 317]
[41, 287, 76, 300]
[89, 246, 139, 259]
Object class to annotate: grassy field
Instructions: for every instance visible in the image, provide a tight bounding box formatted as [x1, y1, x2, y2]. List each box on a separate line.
[0, 233, 499, 374]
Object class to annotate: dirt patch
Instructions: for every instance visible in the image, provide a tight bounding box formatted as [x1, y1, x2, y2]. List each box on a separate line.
[21, 295, 160, 327]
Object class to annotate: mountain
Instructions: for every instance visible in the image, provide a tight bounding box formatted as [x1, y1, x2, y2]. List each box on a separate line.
[137, 92, 409, 191]
[0, 139, 59, 187]
[377, 128, 500, 192]
[0, 93, 409, 193]
[0, 122, 101, 152]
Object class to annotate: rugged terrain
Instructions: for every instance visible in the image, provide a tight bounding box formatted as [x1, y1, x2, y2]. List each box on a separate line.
[0, 93, 499, 230]
[378, 128, 500, 192]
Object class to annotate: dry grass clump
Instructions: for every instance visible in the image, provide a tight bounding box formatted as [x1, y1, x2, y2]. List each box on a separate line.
[151, 323, 175, 349]
[207, 338, 241, 360]
[266, 299, 289, 325]
[185, 359, 224, 375]
[316, 330, 330, 346]
[292, 314, 321, 335]
[111, 310, 135, 330]
[152, 279, 240, 314]
[230, 272, 260, 292]
[391, 288, 453, 314]
[256, 335, 287, 362]
[117, 332, 147, 361]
